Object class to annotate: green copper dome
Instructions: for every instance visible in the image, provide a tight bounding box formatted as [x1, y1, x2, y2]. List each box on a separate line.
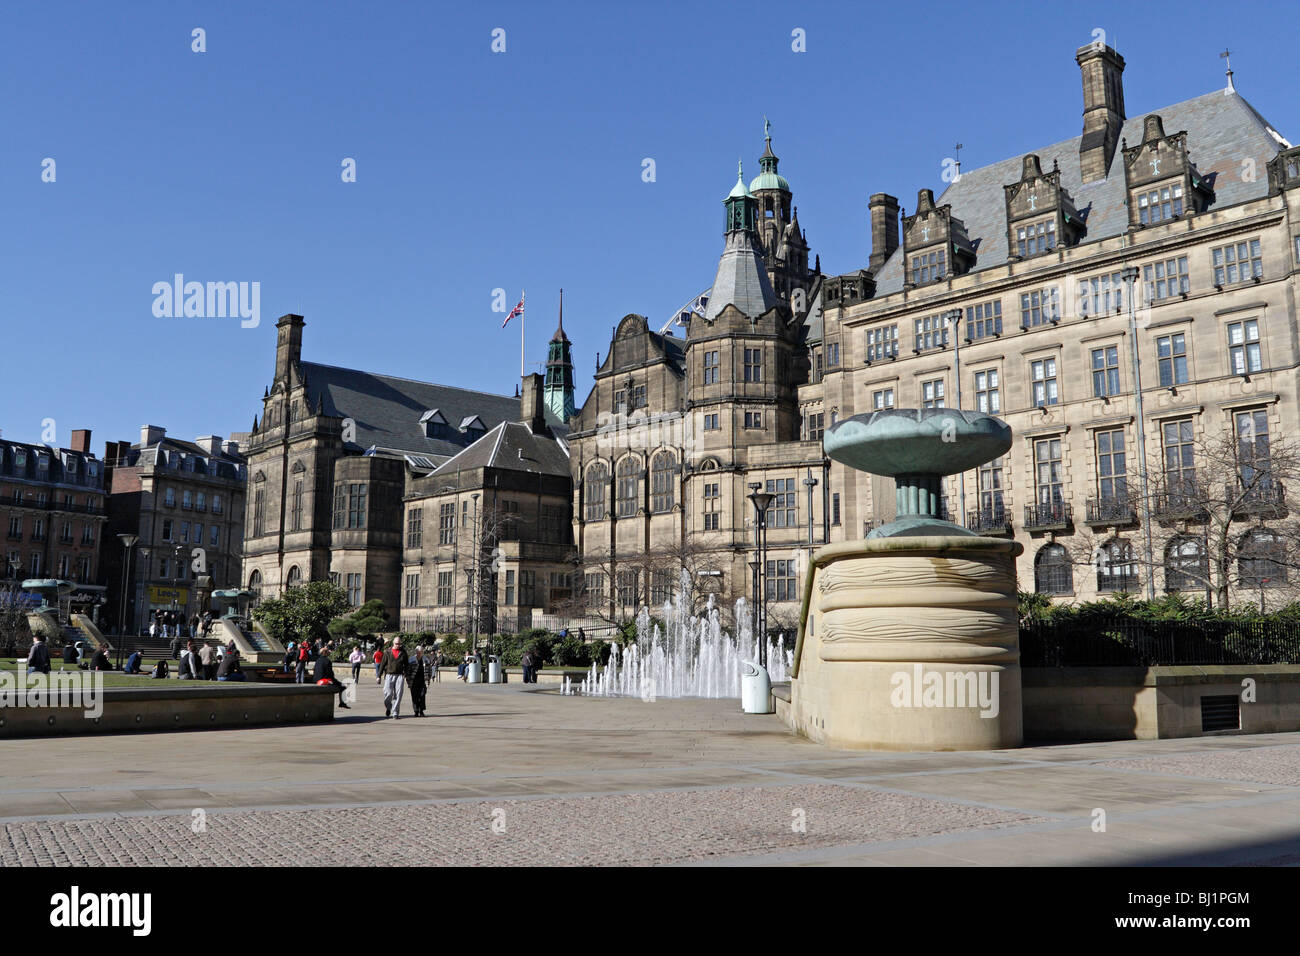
[749, 170, 790, 193]
[727, 160, 750, 199]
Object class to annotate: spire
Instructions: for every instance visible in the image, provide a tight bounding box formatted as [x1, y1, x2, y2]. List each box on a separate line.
[759, 116, 779, 172]
[1221, 48, 1235, 94]
[551, 287, 569, 343]
[707, 161, 777, 321]
[251, 415, 259, 434]
[543, 288, 575, 422]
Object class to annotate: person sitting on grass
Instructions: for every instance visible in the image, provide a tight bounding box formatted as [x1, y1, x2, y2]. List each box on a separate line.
[26, 635, 51, 675]
[89, 646, 114, 671]
[217, 649, 246, 682]
[124, 650, 143, 674]
[178, 640, 204, 680]
[151, 659, 169, 679]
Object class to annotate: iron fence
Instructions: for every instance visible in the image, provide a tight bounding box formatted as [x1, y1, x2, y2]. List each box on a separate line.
[1020, 617, 1300, 667]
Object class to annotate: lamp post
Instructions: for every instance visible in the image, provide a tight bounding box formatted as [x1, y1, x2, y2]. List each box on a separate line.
[747, 484, 775, 668]
[944, 307, 967, 530]
[116, 533, 138, 667]
[1122, 265, 1157, 601]
[139, 546, 151, 635]
[464, 566, 476, 656]
[471, 492, 480, 656]
[748, 558, 761, 645]
[802, 468, 818, 545]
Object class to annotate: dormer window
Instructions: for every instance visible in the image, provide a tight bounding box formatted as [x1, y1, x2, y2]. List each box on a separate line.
[910, 249, 946, 285]
[902, 189, 975, 288]
[1137, 184, 1183, 224]
[420, 409, 450, 440]
[1016, 219, 1057, 257]
[1123, 115, 1214, 229]
[1004, 155, 1084, 259]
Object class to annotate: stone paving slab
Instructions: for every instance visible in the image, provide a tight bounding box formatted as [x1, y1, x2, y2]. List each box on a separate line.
[4, 680, 1300, 865]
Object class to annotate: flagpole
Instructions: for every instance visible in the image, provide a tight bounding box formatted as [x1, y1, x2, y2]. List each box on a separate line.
[520, 290, 525, 379]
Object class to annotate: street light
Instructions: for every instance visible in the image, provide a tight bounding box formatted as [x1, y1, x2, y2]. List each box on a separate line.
[116, 533, 138, 667]
[1122, 265, 1157, 601]
[944, 307, 967, 530]
[747, 484, 776, 668]
[471, 492, 480, 656]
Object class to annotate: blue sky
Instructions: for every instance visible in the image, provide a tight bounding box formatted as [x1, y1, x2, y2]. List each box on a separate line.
[2, 0, 1295, 452]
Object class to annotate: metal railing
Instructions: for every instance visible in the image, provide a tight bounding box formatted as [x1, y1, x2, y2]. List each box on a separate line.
[1085, 496, 1136, 524]
[1023, 501, 1071, 531]
[1021, 617, 1300, 667]
[966, 503, 1010, 533]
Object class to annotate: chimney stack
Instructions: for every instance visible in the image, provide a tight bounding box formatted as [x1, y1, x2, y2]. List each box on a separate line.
[1076, 43, 1126, 184]
[868, 193, 900, 273]
[69, 429, 91, 453]
[520, 373, 548, 435]
[140, 425, 166, 447]
[195, 435, 223, 455]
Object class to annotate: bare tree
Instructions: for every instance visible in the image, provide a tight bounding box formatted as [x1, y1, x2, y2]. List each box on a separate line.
[1065, 425, 1300, 609]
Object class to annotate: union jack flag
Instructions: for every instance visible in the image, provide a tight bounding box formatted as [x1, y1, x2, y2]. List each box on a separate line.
[502, 293, 525, 328]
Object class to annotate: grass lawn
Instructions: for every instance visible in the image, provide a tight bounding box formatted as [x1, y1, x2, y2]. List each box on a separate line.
[1, 658, 172, 689]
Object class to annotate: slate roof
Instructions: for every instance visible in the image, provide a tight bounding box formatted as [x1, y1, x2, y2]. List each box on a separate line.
[872, 90, 1290, 296]
[300, 361, 562, 460]
[704, 230, 778, 319]
[429, 421, 570, 478]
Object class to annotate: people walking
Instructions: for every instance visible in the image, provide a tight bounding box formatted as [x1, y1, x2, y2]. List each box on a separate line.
[373, 642, 385, 684]
[408, 646, 427, 717]
[348, 644, 365, 684]
[313, 642, 350, 709]
[521, 648, 535, 684]
[382, 637, 409, 719]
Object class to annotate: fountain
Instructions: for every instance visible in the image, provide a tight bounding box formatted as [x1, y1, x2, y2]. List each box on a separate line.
[565, 571, 791, 699]
[783, 408, 1024, 750]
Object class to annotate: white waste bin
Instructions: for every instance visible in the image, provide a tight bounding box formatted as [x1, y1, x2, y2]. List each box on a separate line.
[466, 656, 482, 683]
[487, 654, 503, 684]
[741, 660, 773, 714]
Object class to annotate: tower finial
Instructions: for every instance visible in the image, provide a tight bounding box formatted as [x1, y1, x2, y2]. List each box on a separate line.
[764, 116, 771, 142]
[1221, 48, 1235, 93]
[737, 158, 743, 181]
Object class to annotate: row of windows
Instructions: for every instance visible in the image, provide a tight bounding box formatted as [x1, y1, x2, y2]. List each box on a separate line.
[3, 551, 92, 580]
[160, 487, 225, 513]
[1033, 532, 1287, 596]
[159, 519, 221, 548]
[881, 238, 1265, 354]
[2, 488, 102, 512]
[878, 317, 1263, 417]
[5, 516, 97, 545]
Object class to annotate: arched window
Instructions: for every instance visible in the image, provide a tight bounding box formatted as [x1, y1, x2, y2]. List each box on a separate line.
[248, 569, 262, 601]
[286, 565, 302, 589]
[1097, 538, 1139, 593]
[616, 457, 640, 517]
[651, 452, 676, 513]
[1034, 544, 1072, 595]
[1239, 530, 1286, 588]
[1164, 537, 1206, 592]
[584, 463, 608, 522]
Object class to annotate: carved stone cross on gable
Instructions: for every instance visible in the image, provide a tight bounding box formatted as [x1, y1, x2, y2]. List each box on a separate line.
[1027, 194, 1038, 211]
[922, 224, 930, 242]
[1150, 156, 1162, 175]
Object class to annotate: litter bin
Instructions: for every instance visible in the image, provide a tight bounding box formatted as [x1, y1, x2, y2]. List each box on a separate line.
[740, 660, 772, 714]
[466, 654, 482, 684]
[487, 654, 503, 684]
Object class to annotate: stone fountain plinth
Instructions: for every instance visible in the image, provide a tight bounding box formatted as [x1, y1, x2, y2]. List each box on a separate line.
[784, 409, 1023, 751]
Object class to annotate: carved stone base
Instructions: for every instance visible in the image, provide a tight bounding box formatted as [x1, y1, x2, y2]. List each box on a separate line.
[786, 537, 1024, 751]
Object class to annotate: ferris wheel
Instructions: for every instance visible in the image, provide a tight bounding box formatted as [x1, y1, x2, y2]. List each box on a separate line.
[658, 288, 711, 335]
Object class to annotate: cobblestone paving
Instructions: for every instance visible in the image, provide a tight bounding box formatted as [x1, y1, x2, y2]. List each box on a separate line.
[1095, 743, 1300, 787]
[0, 784, 1041, 867]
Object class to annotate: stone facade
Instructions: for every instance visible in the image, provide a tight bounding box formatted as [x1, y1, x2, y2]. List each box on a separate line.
[101, 427, 247, 633]
[820, 44, 1300, 608]
[0, 429, 107, 618]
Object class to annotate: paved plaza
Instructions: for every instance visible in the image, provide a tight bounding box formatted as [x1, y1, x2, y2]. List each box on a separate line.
[3, 680, 1300, 866]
